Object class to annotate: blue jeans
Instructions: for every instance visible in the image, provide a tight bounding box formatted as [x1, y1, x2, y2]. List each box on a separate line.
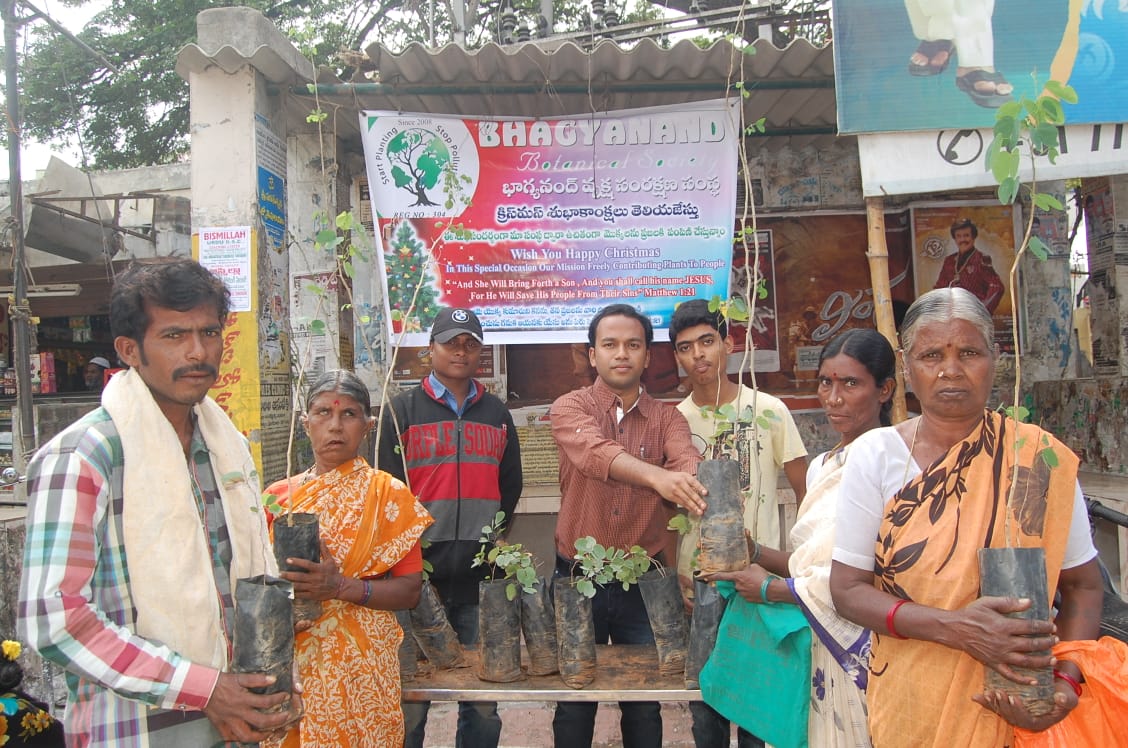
[689, 701, 765, 748]
[403, 601, 501, 748]
[551, 558, 662, 748]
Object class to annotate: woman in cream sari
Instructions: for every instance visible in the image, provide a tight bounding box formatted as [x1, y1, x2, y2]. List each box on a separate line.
[704, 328, 896, 747]
[264, 370, 433, 747]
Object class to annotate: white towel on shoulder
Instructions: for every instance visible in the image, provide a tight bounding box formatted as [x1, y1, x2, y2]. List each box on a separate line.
[103, 367, 276, 670]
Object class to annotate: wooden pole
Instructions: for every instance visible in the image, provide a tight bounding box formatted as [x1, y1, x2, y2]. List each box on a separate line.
[865, 197, 908, 424]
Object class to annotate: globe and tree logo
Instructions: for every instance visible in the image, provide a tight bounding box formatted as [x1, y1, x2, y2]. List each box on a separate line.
[364, 115, 479, 218]
[387, 129, 450, 207]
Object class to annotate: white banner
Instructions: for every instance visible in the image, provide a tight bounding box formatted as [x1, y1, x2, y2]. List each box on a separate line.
[359, 100, 740, 346]
[859, 122, 1128, 197]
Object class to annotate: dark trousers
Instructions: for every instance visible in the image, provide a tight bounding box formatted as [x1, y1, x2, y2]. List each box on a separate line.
[403, 601, 501, 748]
[551, 557, 662, 748]
[689, 701, 765, 748]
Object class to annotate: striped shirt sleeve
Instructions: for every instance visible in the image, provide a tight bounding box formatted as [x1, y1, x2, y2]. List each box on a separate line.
[18, 431, 220, 712]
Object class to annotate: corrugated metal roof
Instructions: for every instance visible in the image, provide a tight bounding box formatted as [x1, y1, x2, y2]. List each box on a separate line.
[275, 35, 839, 151]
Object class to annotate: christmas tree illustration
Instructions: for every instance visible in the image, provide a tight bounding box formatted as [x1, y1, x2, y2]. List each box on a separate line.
[386, 220, 440, 332]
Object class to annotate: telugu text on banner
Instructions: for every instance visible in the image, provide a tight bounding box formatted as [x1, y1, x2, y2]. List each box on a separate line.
[360, 100, 740, 346]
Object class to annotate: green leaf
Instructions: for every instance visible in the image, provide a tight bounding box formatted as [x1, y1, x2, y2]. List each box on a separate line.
[309, 319, 327, 336]
[990, 148, 1020, 184]
[1041, 448, 1060, 468]
[996, 100, 1023, 120]
[997, 177, 1019, 205]
[506, 583, 518, 601]
[1006, 405, 1031, 422]
[727, 295, 750, 319]
[1027, 236, 1049, 261]
[517, 567, 537, 588]
[667, 514, 691, 534]
[1032, 122, 1061, 152]
[1044, 80, 1078, 104]
[1038, 97, 1065, 126]
[576, 579, 596, 598]
[714, 403, 739, 422]
[992, 115, 1019, 145]
[1032, 193, 1063, 211]
[335, 211, 355, 231]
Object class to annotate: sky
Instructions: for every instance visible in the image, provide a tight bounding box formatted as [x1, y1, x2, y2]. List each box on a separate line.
[1, 0, 106, 181]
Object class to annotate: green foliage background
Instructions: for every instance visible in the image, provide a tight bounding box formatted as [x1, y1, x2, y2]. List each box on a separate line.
[4, 0, 668, 169]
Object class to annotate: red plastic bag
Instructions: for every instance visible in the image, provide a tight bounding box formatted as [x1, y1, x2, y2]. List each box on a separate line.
[1013, 637, 1128, 748]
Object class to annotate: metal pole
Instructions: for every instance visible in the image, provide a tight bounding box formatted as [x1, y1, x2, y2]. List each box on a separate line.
[4, 0, 37, 454]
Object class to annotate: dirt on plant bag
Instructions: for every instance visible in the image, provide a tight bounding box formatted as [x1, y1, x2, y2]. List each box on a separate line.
[477, 579, 524, 682]
[686, 578, 726, 688]
[271, 512, 324, 624]
[232, 575, 294, 709]
[638, 568, 689, 676]
[979, 546, 1054, 714]
[409, 579, 466, 669]
[695, 459, 750, 575]
[520, 577, 559, 675]
[554, 579, 596, 689]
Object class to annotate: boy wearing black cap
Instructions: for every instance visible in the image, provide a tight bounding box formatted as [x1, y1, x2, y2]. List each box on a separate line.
[377, 307, 522, 748]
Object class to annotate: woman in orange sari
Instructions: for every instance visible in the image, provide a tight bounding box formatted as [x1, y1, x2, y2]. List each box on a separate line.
[264, 370, 433, 747]
[829, 288, 1103, 747]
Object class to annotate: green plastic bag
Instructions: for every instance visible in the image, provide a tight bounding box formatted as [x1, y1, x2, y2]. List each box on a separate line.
[699, 580, 812, 748]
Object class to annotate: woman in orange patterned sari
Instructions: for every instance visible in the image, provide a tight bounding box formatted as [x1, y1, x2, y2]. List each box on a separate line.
[264, 370, 433, 747]
[829, 289, 1103, 748]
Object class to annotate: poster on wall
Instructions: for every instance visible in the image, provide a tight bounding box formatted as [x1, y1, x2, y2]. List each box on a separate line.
[753, 213, 915, 395]
[726, 229, 780, 373]
[198, 226, 253, 312]
[255, 115, 287, 253]
[911, 203, 1019, 352]
[360, 100, 740, 346]
[832, 0, 1128, 134]
[1082, 179, 1120, 375]
[290, 271, 339, 376]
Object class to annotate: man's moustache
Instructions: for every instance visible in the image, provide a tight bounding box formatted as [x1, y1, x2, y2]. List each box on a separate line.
[173, 364, 219, 379]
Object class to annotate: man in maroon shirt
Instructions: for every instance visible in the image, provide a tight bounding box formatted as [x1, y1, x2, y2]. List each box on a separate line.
[933, 218, 1005, 314]
[550, 303, 707, 748]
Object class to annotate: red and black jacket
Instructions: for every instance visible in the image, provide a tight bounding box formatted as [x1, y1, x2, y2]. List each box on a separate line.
[376, 378, 523, 605]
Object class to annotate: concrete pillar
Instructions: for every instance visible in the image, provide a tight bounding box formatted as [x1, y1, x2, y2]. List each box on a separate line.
[178, 7, 316, 483]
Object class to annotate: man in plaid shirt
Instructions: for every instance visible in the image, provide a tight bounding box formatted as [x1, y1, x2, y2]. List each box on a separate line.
[18, 260, 301, 746]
